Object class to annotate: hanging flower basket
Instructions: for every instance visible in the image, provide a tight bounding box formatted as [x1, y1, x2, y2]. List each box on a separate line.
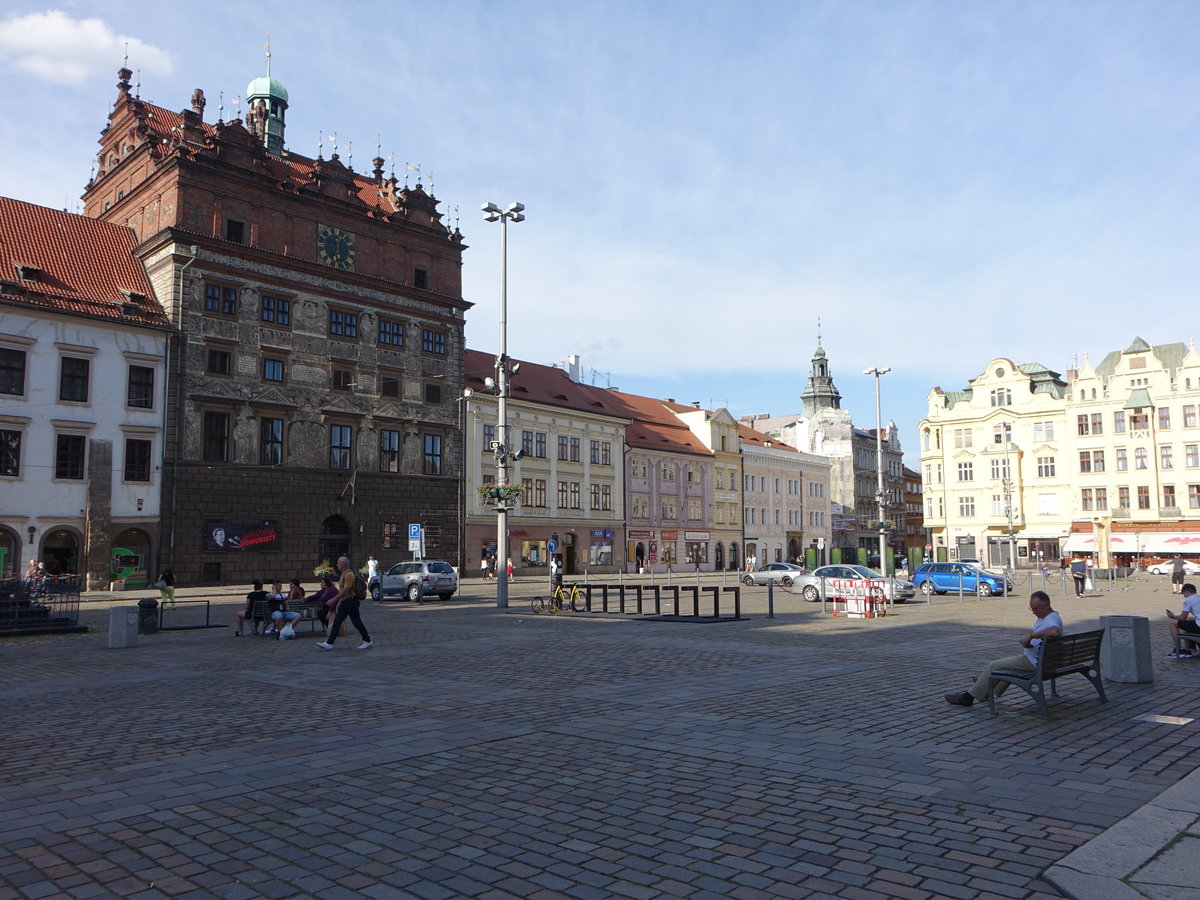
[478, 484, 523, 504]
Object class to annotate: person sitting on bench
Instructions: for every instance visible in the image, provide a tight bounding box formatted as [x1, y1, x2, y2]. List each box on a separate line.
[235, 580, 269, 636]
[1166, 582, 1200, 659]
[944, 591, 1063, 707]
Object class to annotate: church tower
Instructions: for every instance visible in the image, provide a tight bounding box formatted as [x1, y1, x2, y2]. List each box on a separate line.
[801, 342, 842, 417]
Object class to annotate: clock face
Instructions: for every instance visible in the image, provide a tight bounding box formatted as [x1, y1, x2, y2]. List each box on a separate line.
[317, 224, 356, 271]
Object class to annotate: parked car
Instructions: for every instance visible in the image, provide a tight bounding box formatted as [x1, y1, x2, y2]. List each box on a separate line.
[1147, 559, 1200, 576]
[741, 562, 807, 587]
[372, 560, 459, 601]
[911, 562, 1011, 597]
[791, 564, 915, 603]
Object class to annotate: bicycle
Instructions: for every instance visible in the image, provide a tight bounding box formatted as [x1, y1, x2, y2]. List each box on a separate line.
[530, 582, 587, 614]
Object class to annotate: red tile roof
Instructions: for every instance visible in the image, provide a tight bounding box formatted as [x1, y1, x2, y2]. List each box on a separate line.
[0, 196, 168, 328]
[465, 349, 627, 420]
[602, 390, 712, 456]
[737, 422, 797, 452]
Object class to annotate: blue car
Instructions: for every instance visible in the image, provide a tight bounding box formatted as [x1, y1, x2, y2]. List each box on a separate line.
[911, 562, 1011, 597]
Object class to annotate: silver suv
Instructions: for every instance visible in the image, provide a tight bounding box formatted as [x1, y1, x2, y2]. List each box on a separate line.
[372, 560, 458, 602]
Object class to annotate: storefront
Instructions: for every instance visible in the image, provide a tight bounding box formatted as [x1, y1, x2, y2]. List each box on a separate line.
[588, 529, 614, 566]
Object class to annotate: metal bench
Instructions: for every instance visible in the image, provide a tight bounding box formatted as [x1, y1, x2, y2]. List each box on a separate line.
[988, 630, 1107, 718]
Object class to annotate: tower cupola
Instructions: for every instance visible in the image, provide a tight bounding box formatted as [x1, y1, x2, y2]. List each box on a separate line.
[245, 49, 288, 155]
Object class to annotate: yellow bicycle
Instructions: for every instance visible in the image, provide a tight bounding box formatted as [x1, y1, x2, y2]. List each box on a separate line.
[530, 583, 587, 614]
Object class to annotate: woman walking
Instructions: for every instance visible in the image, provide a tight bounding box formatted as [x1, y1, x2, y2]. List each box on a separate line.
[156, 568, 176, 607]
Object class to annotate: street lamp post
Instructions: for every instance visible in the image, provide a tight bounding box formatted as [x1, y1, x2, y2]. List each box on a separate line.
[482, 201, 525, 609]
[1002, 421, 1016, 572]
[864, 366, 891, 574]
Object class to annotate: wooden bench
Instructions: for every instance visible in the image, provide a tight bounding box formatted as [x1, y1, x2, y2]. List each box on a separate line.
[252, 600, 326, 638]
[988, 630, 1107, 718]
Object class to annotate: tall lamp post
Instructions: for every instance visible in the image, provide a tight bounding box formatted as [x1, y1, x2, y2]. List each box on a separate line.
[481, 201, 525, 609]
[864, 366, 891, 574]
[1001, 421, 1016, 571]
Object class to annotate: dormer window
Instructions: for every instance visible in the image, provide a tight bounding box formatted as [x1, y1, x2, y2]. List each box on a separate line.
[14, 265, 41, 282]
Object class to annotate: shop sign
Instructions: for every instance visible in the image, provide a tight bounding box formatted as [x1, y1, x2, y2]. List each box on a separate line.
[661, 530, 678, 541]
[204, 523, 281, 551]
[590, 529, 614, 539]
[684, 531, 710, 541]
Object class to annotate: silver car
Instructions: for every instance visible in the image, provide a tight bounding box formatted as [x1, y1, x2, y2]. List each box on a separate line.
[790, 564, 916, 603]
[741, 562, 807, 587]
[372, 560, 459, 602]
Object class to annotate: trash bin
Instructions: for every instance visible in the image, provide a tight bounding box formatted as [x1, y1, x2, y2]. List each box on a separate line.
[1100, 615, 1153, 683]
[108, 606, 139, 648]
[137, 596, 160, 635]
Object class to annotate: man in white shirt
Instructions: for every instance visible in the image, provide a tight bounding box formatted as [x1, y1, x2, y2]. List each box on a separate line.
[1166, 582, 1200, 659]
[945, 591, 1063, 707]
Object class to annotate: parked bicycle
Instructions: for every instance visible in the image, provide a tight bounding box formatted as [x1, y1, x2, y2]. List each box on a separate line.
[530, 582, 587, 614]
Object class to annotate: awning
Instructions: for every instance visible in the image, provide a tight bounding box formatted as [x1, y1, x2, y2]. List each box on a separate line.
[1063, 532, 1200, 554]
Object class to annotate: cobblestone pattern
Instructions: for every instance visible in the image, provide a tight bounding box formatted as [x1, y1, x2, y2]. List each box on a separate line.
[2, 583, 1197, 898]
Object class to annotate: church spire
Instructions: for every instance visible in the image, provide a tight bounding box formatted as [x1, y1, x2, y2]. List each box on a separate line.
[801, 339, 841, 416]
[245, 42, 289, 155]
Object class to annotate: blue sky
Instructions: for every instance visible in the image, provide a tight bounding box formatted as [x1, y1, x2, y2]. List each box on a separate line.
[2, 1, 1198, 464]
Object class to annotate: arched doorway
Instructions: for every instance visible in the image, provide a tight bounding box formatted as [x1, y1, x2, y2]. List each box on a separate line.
[319, 516, 351, 568]
[0, 526, 19, 578]
[43, 528, 80, 576]
[730, 542, 740, 570]
[112, 528, 153, 586]
[714, 543, 724, 570]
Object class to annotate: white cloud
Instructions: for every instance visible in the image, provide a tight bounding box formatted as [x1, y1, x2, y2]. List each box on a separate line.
[0, 10, 172, 86]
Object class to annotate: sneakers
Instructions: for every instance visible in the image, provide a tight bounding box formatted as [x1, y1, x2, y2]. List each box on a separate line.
[316, 642, 334, 651]
[356, 641, 373, 650]
[944, 691, 975, 706]
[264, 625, 276, 635]
[1167, 650, 1194, 659]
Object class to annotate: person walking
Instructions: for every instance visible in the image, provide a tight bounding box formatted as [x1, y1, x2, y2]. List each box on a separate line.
[316, 556, 372, 651]
[1170, 556, 1186, 594]
[155, 569, 176, 607]
[1070, 558, 1087, 597]
[506, 557, 516, 582]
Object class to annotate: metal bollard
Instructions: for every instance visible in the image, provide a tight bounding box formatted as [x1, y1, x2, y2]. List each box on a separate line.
[767, 580, 774, 618]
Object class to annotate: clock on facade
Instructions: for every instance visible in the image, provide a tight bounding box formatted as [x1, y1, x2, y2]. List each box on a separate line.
[317, 223, 356, 271]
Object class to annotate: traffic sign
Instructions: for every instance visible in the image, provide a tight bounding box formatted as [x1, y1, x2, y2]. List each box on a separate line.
[925, 543, 932, 551]
[547, 538, 559, 553]
[408, 523, 422, 552]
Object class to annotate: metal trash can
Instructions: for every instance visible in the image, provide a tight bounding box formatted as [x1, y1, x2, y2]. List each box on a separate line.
[108, 606, 139, 648]
[1100, 615, 1153, 683]
[137, 596, 160, 635]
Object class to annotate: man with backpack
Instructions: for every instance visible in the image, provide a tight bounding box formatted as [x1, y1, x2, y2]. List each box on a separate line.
[316, 555, 372, 651]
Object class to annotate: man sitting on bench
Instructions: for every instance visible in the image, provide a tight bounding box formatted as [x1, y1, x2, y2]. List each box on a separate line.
[1166, 582, 1200, 659]
[944, 590, 1063, 707]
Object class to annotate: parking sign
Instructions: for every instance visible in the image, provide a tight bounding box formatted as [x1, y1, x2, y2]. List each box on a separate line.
[408, 523, 422, 551]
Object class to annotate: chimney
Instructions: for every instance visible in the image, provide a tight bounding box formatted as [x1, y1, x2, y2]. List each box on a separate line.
[692, 401, 701, 408]
[566, 354, 582, 383]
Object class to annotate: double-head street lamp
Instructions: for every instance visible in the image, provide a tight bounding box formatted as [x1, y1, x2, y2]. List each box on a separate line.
[864, 366, 891, 574]
[481, 201, 525, 609]
[1001, 421, 1016, 572]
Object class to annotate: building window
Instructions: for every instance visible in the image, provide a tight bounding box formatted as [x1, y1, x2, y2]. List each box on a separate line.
[1164, 485, 1177, 508]
[483, 424, 496, 452]
[632, 494, 649, 518]
[601, 484, 611, 510]
[687, 498, 702, 520]
[661, 497, 676, 519]
[957, 462, 973, 482]
[379, 371, 401, 398]
[1161, 445, 1174, 469]
[990, 458, 1010, 480]
[523, 431, 534, 456]
[1, 429, 21, 476]
[1079, 451, 1092, 473]
[329, 424, 352, 470]
[205, 283, 237, 316]
[1114, 410, 1126, 433]
[1190, 485, 1200, 509]
[601, 441, 612, 465]
[380, 429, 400, 472]
[122, 438, 152, 481]
[569, 482, 581, 509]
[570, 437, 580, 462]
[590, 440, 601, 464]
[958, 496, 975, 517]
[631, 459, 647, 478]
[1081, 488, 1093, 511]
[1135, 447, 1148, 470]
[378, 319, 404, 347]
[260, 418, 283, 465]
[1131, 411, 1150, 430]
[1, 348, 27, 395]
[413, 267, 429, 290]
[533, 479, 547, 507]
[226, 219, 245, 243]
[1091, 413, 1103, 434]
[1116, 449, 1128, 471]
[55, 434, 86, 479]
[1036, 457, 1055, 477]
[421, 328, 447, 355]
[1033, 421, 1055, 442]
[207, 348, 231, 375]
[558, 435, 569, 460]
[1095, 487, 1107, 510]
[60, 357, 89, 402]
[260, 294, 291, 327]
[127, 365, 154, 408]
[1137, 485, 1151, 509]
[952, 428, 973, 448]
[590, 483, 601, 510]
[558, 480, 569, 508]
[203, 411, 230, 462]
[423, 434, 443, 475]
[1093, 450, 1105, 472]
[1076, 414, 1089, 436]
[262, 357, 285, 382]
[1187, 444, 1199, 468]
[660, 461, 675, 480]
[535, 433, 546, 458]
[328, 309, 358, 338]
[1184, 405, 1197, 428]
[332, 369, 355, 392]
[989, 388, 1011, 407]
[424, 383, 442, 404]
[1118, 486, 1130, 509]
[1159, 408, 1171, 429]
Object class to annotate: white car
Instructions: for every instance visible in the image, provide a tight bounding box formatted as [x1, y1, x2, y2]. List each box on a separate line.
[1148, 560, 1200, 576]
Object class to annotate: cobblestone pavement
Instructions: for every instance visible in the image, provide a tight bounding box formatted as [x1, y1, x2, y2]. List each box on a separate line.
[2, 575, 1198, 899]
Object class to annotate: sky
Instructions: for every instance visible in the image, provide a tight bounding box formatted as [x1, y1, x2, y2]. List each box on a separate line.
[2, 1, 1198, 464]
